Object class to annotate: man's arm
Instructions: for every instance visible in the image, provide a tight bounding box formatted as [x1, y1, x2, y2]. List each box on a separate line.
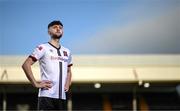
[22, 57, 52, 89]
[64, 66, 72, 92]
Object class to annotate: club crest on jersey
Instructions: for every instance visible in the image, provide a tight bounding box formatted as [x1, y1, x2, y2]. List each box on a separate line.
[63, 51, 68, 56]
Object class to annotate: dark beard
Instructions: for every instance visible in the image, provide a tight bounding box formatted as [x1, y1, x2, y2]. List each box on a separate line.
[52, 34, 62, 39]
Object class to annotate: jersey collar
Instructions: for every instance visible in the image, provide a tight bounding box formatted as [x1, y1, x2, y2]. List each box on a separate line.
[48, 42, 61, 50]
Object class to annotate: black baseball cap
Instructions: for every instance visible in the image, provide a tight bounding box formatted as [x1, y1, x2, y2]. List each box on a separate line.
[48, 20, 63, 29]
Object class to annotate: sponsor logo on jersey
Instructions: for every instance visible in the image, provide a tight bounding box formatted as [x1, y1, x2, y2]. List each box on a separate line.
[50, 56, 68, 62]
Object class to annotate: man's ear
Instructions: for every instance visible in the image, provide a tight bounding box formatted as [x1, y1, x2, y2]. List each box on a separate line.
[48, 30, 52, 36]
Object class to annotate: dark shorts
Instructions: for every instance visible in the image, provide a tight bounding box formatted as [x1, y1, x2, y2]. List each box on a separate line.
[37, 97, 67, 111]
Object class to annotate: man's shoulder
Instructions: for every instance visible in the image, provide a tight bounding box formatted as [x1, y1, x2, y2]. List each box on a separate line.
[61, 45, 71, 53]
[37, 42, 49, 47]
[35, 43, 49, 50]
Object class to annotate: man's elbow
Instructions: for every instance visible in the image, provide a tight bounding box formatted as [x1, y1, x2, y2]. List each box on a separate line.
[22, 60, 30, 71]
[22, 58, 33, 70]
[22, 62, 26, 70]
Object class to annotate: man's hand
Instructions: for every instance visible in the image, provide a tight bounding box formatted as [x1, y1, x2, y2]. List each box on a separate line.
[35, 80, 52, 90]
[64, 83, 69, 92]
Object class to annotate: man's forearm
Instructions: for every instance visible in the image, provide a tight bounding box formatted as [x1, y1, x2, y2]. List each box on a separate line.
[66, 71, 72, 86]
[67, 67, 72, 86]
[64, 67, 72, 91]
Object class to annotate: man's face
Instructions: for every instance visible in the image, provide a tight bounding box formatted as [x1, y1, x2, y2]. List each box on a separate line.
[48, 25, 63, 39]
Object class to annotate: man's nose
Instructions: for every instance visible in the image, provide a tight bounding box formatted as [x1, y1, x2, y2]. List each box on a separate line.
[57, 28, 60, 31]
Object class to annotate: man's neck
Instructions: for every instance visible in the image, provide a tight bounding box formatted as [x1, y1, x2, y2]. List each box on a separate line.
[49, 38, 60, 49]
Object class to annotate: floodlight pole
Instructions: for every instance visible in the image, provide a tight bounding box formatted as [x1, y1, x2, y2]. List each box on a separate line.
[67, 90, 72, 111]
[3, 92, 7, 111]
[132, 86, 137, 111]
[1, 69, 8, 111]
[132, 69, 138, 111]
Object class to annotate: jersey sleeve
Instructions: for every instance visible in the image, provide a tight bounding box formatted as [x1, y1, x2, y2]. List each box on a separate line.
[30, 45, 45, 61]
[67, 52, 73, 67]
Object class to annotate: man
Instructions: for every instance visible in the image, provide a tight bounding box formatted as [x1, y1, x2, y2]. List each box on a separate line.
[22, 20, 73, 110]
